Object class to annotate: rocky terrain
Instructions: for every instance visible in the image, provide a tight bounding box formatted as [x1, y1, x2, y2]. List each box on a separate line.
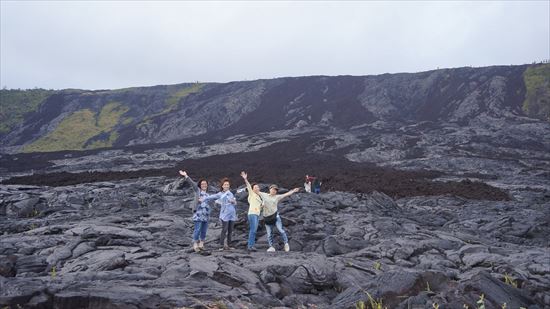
[1, 64, 550, 308]
[0, 175, 549, 308]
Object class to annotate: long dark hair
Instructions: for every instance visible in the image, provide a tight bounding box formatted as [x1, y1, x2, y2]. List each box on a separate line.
[197, 179, 208, 190]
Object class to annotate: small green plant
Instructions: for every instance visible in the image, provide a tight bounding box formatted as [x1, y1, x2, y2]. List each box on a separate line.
[476, 294, 485, 309]
[433, 303, 440, 309]
[356, 300, 365, 309]
[426, 281, 431, 292]
[367, 292, 386, 309]
[50, 266, 57, 279]
[503, 273, 518, 288]
[501, 303, 507, 309]
[464, 305, 470, 309]
[373, 261, 381, 271]
[29, 208, 39, 217]
[28, 223, 36, 230]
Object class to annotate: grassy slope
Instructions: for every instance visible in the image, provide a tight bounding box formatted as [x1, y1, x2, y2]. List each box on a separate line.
[23, 102, 129, 152]
[523, 63, 550, 122]
[0, 89, 55, 134]
[13, 83, 204, 153]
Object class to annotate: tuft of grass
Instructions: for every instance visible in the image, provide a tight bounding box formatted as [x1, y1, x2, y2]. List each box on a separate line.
[50, 266, 57, 279]
[28, 208, 39, 218]
[503, 273, 518, 288]
[366, 291, 386, 309]
[523, 64, 550, 122]
[476, 294, 485, 309]
[433, 303, 440, 309]
[373, 261, 382, 271]
[23, 102, 128, 152]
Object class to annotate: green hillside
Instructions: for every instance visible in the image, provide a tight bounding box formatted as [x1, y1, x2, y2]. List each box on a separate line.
[523, 64, 550, 122]
[23, 102, 129, 152]
[0, 89, 55, 134]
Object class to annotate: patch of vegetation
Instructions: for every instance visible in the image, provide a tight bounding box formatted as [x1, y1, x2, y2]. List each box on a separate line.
[503, 273, 518, 288]
[136, 83, 204, 128]
[23, 102, 129, 152]
[0, 88, 55, 134]
[165, 83, 204, 109]
[50, 265, 57, 279]
[523, 64, 550, 122]
[356, 291, 387, 309]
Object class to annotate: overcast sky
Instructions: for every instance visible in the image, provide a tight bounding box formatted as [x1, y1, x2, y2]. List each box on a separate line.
[1, 1, 549, 90]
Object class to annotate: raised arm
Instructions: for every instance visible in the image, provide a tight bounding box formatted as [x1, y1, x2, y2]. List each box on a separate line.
[179, 170, 199, 194]
[241, 171, 253, 192]
[279, 188, 300, 200]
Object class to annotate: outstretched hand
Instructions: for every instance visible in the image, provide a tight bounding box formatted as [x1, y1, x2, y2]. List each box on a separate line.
[179, 170, 188, 177]
[292, 188, 300, 193]
[240, 171, 247, 180]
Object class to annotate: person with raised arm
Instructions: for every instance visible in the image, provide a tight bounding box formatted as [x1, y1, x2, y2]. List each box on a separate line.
[179, 170, 210, 252]
[240, 171, 264, 252]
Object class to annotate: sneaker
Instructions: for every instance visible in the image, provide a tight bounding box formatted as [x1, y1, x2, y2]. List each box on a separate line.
[247, 247, 257, 252]
[284, 243, 290, 252]
[267, 246, 276, 252]
[193, 242, 200, 252]
[198, 241, 205, 251]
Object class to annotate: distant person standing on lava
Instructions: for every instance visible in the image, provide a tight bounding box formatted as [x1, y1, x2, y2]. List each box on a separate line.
[199, 178, 237, 250]
[313, 177, 322, 194]
[304, 175, 312, 193]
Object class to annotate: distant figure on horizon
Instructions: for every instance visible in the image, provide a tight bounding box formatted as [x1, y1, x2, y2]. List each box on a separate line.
[240, 171, 264, 252]
[199, 177, 237, 250]
[179, 170, 210, 252]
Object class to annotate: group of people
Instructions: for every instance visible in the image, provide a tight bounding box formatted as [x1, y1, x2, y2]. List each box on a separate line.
[304, 174, 322, 194]
[178, 170, 300, 253]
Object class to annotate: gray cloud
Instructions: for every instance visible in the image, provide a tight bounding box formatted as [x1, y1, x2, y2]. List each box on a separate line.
[1, 1, 548, 90]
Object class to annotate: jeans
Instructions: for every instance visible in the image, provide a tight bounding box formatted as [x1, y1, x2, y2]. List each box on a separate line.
[247, 214, 259, 249]
[193, 220, 208, 242]
[265, 214, 288, 247]
[220, 220, 234, 246]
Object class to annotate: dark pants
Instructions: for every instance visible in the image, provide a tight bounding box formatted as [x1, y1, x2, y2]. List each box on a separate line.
[220, 220, 234, 246]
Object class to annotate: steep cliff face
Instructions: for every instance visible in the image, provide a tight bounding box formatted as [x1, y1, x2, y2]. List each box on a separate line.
[0, 64, 546, 153]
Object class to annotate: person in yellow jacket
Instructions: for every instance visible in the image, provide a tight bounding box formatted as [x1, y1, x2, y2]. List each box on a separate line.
[240, 171, 264, 252]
